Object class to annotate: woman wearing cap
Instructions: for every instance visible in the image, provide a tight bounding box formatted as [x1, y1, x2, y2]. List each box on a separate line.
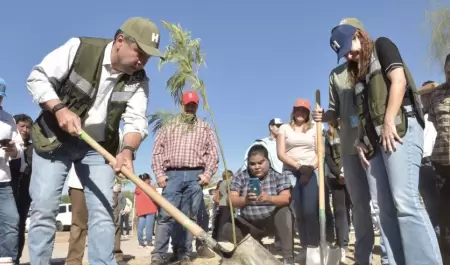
[276, 98, 320, 263]
[329, 21, 442, 265]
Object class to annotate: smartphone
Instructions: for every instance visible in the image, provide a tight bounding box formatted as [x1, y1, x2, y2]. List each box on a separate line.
[0, 139, 11, 147]
[248, 177, 261, 196]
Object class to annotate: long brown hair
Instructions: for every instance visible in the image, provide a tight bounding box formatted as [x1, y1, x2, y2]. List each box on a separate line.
[347, 29, 374, 87]
[289, 109, 313, 133]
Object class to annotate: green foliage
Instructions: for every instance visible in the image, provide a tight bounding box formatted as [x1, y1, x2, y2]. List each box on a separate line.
[426, 0, 450, 68]
[61, 195, 71, 203]
[122, 191, 134, 203]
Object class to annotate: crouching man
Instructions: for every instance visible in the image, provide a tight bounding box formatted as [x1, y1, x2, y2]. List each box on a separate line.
[224, 144, 294, 265]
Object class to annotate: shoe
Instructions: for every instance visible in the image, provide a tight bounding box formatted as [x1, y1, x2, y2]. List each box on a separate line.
[196, 245, 215, 258]
[138, 244, 146, 248]
[340, 248, 347, 263]
[168, 253, 179, 262]
[179, 256, 193, 265]
[283, 257, 294, 265]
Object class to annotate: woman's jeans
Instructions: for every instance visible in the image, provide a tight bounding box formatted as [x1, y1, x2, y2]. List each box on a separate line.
[285, 169, 319, 247]
[137, 214, 155, 245]
[367, 117, 442, 265]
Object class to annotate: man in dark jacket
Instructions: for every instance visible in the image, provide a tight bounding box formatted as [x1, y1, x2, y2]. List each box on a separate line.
[9, 114, 33, 264]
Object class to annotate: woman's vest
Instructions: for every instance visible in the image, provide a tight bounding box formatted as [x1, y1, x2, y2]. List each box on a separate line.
[31, 37, 147, 155]
[354, 40, 424, 158]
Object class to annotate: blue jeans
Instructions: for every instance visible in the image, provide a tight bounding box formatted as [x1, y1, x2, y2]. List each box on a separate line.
[368, 117, 442, 265]
[343, 155, 389, 265]
[0, 183, 19, 260]
[172, 195, 209, 251]
[28, 139, 116, 265]
[285, 169, 320, 247]
[137, 214, 155, 245]
[151, 169, 203, 261]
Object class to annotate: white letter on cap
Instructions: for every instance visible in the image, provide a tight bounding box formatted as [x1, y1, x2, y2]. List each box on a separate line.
[152, 33, 159, 43]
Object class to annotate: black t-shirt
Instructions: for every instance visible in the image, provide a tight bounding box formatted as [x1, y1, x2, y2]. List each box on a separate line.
[374, 37, 404, 77]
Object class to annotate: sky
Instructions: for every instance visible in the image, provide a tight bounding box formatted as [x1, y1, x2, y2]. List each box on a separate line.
[0, 0, 446, 192]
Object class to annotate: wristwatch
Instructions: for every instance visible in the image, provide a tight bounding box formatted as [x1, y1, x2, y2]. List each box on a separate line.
[52, 103, 66, 114]
[121, 146, 136, 160]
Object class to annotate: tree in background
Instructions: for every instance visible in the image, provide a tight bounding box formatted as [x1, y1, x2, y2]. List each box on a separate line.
[61, 195, 71, 203]
[426, 0, 450, 68]
[148, 21, 237, 245]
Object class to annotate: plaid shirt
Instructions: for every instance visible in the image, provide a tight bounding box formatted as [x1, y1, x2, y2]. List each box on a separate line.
[230, 168, 291, 221]
[428, 83, 450, 165]
[151, 117, 219, 179]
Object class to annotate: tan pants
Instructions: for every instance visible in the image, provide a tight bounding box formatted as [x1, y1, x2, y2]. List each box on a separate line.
[66, 188, 123, 265]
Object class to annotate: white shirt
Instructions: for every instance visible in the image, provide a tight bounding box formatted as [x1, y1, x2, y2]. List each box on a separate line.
[423, 113, 437, 158]
[241, 136, 283, 174]
[68, 128, 123, 189]
[0, 109, 23, 182]
[26, 37, 149, 142]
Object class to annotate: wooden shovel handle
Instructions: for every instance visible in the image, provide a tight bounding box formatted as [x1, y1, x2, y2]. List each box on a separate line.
[79, 131, 204, 237]
[315, 90, 325, 212]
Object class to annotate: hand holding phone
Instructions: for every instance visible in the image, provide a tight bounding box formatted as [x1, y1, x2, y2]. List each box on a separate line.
[0, 139, 12, 147]
[248, 177, 261, 201]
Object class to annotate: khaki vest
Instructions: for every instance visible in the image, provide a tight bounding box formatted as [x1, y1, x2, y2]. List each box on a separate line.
[31, 37, 146, 155]
[354, 39, 424, 157]
[326, 133, 342, 169]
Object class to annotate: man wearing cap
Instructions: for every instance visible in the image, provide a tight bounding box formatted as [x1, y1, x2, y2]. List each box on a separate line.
[313, 18, 390, 265]
[241, 118, 284, 173]
[152, 90, 219, 265]
[0, 78, 24, 263]
[26, 17, 163, 264]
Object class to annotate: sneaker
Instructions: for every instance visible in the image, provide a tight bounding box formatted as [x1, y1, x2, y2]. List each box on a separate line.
[138, 244, 146, 248]
[294, 248, 306, 262]
[340, 248, 347, 263]
[180, 256, 193, 265]
[196, 245, 215, 258]
[283, 257, 294, 265]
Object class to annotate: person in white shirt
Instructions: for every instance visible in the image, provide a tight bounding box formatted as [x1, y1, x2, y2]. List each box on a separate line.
[418, 81, 440, 237]
[0, 78, 24, 262]
[25, 18, 163, 264]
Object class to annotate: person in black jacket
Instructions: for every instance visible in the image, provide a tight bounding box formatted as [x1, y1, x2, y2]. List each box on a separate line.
[324, 119, 351, 261]
[9, 114, 33, 264]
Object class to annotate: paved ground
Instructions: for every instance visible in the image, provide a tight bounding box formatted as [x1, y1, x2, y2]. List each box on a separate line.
[20, 232, 382, 264]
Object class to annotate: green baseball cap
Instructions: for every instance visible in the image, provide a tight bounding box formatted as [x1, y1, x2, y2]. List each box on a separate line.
[120, 17, 164, 58]
[338, 18, 364, 30]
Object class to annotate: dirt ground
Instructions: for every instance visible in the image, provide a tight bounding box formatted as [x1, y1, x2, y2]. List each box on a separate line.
[21, 232, 382, 265]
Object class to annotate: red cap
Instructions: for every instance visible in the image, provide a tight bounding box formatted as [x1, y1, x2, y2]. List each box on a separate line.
[294, 98, 311, 111]
[182, 90, 199, 105]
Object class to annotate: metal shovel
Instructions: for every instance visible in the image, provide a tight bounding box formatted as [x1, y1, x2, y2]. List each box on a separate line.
[309, 90, 341, 265]
[79, 131, 282, 265]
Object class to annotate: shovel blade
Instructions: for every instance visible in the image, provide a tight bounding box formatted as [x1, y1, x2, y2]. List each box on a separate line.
[220, 234, 282, 265]
[306, 245, 341, 265]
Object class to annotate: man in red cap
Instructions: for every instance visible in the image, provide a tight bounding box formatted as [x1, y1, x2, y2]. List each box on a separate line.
[151, 90, 219, 265]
